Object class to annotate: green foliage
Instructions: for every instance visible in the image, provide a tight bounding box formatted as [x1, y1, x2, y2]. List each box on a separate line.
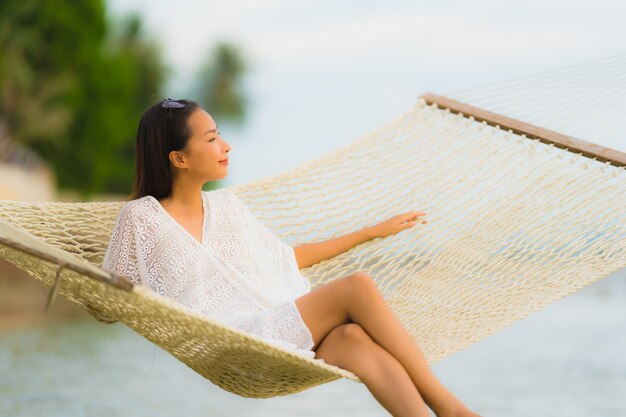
[0, 1, 166, 198]
[0, 0, 108, 143]
[0, 1, 248, 199]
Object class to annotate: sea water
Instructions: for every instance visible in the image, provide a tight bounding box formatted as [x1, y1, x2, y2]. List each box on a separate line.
[1, 268, 624, 417]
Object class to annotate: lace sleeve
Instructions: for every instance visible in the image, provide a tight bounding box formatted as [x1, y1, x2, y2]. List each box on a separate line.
[101, 203, 142, 286]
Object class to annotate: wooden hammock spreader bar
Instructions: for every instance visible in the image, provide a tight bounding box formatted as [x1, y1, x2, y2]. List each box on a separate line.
[0, 233, 134, 292]
[420, 92, 626, 167]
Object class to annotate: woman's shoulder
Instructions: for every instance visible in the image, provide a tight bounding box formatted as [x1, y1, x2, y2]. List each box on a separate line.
[116, 195, 155, 221]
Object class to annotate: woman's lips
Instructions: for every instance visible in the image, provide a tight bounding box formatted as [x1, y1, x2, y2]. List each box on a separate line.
[219, 159, 229, 165]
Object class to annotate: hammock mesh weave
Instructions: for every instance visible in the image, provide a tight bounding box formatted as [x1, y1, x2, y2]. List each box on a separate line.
[1, 97, 625, 398]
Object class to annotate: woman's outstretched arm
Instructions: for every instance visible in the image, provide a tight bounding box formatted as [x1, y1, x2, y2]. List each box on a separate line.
[292, 227, 375, 269]
[292, 211, 428, 269]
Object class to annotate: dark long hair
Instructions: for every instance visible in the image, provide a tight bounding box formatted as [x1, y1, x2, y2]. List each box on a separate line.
[129, 98, 200, 201]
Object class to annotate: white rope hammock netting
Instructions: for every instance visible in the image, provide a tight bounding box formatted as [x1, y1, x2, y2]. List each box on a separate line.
[0, 96, 625, 398]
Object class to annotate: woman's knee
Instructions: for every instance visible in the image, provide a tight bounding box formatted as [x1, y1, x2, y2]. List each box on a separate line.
[335, 322, 371, 344]
[343, 271, 379, 297]
[315, 323, 375, 369]
[319, 323, 371, 352]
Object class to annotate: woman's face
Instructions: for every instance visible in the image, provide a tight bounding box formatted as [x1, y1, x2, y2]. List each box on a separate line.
[174, 108, 231, 181]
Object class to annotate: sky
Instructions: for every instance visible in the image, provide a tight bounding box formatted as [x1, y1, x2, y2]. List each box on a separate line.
[107, 0, 626, 187]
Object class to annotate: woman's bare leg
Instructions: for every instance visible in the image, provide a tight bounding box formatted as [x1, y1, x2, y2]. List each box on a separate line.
[314, 322, 431, 417]
[295, 272, 481, 417]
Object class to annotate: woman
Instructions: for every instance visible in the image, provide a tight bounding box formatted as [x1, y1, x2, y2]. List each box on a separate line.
[102, 97, 482, 417]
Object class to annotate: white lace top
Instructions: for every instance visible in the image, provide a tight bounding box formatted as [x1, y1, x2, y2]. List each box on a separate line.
[101, 188, 318, 360]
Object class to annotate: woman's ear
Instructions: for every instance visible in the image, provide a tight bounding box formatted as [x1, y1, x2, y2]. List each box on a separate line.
[168, 150, 188, 169]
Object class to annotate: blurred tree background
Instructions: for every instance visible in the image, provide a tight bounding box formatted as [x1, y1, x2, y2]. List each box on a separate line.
[0, 0, 248, 199]
[193, 42, 248, 123]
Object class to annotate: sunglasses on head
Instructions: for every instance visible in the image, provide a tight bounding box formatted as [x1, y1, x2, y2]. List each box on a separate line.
[162, 97, 186, 109]
[162, 98, 185, 146]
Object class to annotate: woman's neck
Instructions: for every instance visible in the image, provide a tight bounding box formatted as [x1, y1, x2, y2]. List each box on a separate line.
[159, 181, 204, 215]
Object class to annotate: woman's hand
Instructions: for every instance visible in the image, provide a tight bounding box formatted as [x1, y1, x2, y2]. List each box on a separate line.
[366, 211, 428, 239]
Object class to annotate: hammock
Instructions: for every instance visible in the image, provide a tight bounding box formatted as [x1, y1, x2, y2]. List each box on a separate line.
[1, 83, 626, 398]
